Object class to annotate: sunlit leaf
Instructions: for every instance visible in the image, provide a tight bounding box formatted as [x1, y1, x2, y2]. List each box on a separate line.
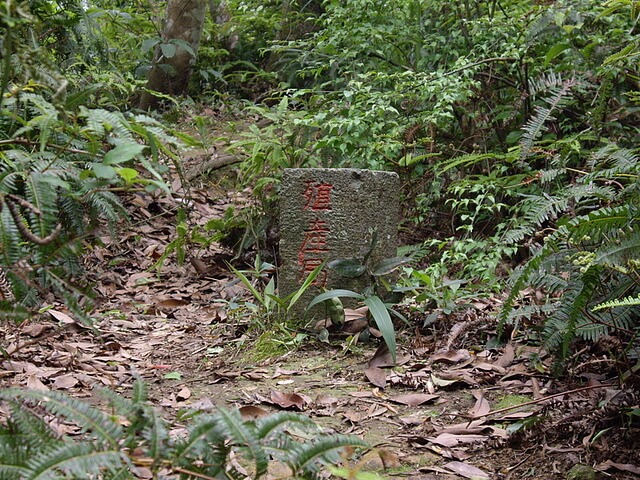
[117, 167, 139, 183]
[363, 296, 396, 363]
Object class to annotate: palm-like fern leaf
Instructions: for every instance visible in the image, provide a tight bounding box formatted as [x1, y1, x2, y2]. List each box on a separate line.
[567, 205, 635, 244]
[288, 434, 370, 475]
[214, 408, 269, 478]
[593, 294, 640, 311]
[0, 206, 21, 264]
[594, 230, 640, 268]
[254, 411, 318, 440]
[23, 443, 126, 480]
[0, 389, 124, 449]
[80, 107, 134, 141]
[172, 415, 227, 474]
[0, 465, 29, 480]
[520, 74, 578, 160]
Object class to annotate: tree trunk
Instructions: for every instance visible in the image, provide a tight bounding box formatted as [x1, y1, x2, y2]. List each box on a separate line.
[139, 0, 207, 110]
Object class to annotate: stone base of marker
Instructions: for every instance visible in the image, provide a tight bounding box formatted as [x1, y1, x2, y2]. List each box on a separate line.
[278, 168, 400, 321]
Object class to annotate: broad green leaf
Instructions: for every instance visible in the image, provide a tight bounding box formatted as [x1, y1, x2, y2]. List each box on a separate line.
[287, 262, 325, 310]
[116, 167, 139, 183]
[92, 163, 116, 179]
[228, 264, 266, 307]
[544, 42, 571, 67]
[39, 174, 70, 190]
[307, 289, 363, 310]
[371, 257, 411, 276]
[103, 143, 146, 165]
[171, 38, 196, 58]
[327, 258, 366, 278]
[264, 277, 275, 311]
[363, 296, 396, 363]
[160, 43, 177, 58]
[141, 37, 160, 54]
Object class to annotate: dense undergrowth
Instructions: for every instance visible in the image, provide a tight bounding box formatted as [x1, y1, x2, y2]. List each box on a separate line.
[0, 0, 639, 475]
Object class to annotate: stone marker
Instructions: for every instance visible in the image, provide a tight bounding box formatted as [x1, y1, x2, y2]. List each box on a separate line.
[279, 168, 400, 319]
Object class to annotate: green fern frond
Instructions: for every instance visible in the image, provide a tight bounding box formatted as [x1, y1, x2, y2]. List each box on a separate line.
[520, 74, 578, 160]
[214, 408, 269, 477]
[498, 242, 553, 332]
[0, 464, 30, 480]
[435, 153, 507, 175]
[502, 183, 618, 245]
[84, 190, 127, 230]
[144, 409, 168, 467]
[567, 205, 636, 244]
[587, 144, 639, 173]
[289, 434, 370, 475]
[23, 443, 126, 480]
[539, 168, 564, 184]
[64, 85, 100, 112]
[529, 250, 572, 294]
[594, 229, 640, 269]
[521, 75, 578, 160]
[80, 107, 134, 141]
[57, 196, 86, 236]
[528, 71, 567, 97]
[526, 9, 555, 43]
[502, 302, 558, 324]
[574, 316, 609, 343]
[172, 415, 225, 467]
[593, 294, 640, 311]
[0, 383, 370, 480]
[130, 114, 181, 148]
[0, 207, 21, 264]
[3, 402, 59, 451]
[0, 389, 124, 449]
[94, 386, 138, 417]
[0, 403, 59, 476]
[25, 172, 60, 240]
[130, 379, 148, 405]
[254, 411, 317, 440]
[0, 170, 23, 194]
[0, 398, 127, 480]
[541, 265, 603, 358]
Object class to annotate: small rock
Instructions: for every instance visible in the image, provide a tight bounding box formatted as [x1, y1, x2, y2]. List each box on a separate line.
[566, 464, 596, 480]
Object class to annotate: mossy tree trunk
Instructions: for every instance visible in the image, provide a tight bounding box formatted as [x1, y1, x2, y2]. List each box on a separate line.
[139, 0, 207, 110]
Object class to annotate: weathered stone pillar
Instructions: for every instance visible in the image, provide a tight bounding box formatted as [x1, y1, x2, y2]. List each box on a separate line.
[279, 168, 400, 320]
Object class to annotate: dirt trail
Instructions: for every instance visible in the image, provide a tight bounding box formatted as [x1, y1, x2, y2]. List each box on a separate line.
[2, 183, 639, 480]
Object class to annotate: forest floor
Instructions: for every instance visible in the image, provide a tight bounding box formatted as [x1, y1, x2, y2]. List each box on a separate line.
[2, 132, 640, 479]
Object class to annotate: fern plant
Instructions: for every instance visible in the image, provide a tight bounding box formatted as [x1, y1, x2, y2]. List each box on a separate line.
[499, 143, 640, 363]
[0, 86, 183, 324]
[519, 74, 579, 161]
[0, 1, 191, 325]
[0, 381, 370, 480]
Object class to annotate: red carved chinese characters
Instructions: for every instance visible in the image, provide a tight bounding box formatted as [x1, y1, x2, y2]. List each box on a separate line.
[298, 182, 334, 286]
[303, 181, 333, 211]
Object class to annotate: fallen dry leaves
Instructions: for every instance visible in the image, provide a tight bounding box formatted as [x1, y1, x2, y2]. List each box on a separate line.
[1, 180, 639, 480]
